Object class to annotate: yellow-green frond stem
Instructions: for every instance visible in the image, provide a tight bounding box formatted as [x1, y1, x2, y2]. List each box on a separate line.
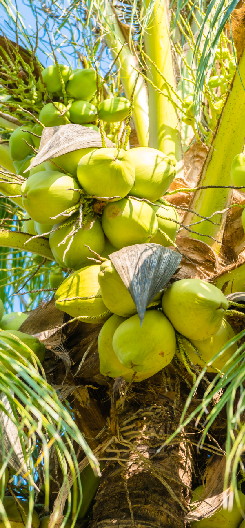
[0, 229, 54, 260]
[144, 0, 182, 161]
[180, 48, 245, 252]
[103, 2, 149, 147]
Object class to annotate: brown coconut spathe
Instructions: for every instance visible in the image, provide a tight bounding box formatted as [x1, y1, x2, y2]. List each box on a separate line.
[77, 148, 135, 200]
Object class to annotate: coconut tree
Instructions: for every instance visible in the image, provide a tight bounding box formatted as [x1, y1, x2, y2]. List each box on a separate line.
[0, 0, 245, 527]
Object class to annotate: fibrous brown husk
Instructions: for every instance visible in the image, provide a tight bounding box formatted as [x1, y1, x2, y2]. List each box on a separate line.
[174, 236, 218, 279]
[0, 35, 40, 84]
[27, 124, 114, 170]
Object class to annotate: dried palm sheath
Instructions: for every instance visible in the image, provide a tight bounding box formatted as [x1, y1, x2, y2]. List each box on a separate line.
[110, 243, 182, 324]
[26, 124, 114, 170]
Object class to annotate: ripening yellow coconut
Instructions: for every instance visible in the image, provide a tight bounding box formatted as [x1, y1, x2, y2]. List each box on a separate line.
[55, 265, 110, 323]
[162, 279, 228, 341]
[98, 259, 162, 317]
[190, 485, 245, 528]
[0, 496, 40, 528]
[113, 310, 176, 372]
[102, 197, 158, 249]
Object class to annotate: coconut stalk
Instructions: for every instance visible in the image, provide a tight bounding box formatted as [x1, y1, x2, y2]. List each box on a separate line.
[180, 46, 245, 252]
[0, 229, 54, 260]
[102, 2, 149, 147]
[143, 0, 182, 161]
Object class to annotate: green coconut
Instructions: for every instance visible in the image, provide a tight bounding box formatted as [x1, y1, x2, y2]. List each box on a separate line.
[50, 147, 97, 177]
[231, 154, 245, 187]
[181, 318, 237, 372]
[9, 125, 34, 161]
[77, 148, 135, 200]
[0, 300, 4, 322]
[21, 212, 36, 235]
[69, 100, 97, 124]
[49, 214, 105, 270]
[151, 203, 179, 246]
[34, 222, 53, 237]
[162, 279, 229, 341]
[84, 124, 99, 131]
[67, 68, 97, 100]
[0, 496, 40, 528]
[98, 97, 131, 123]
[21, 170, 80, 225]
[55, 265, 110, 322]
[40, 64, 71, 93]
[0, 329, 45, 374]
[98, 259, 162, 317]
[99, 314, 159, 381]
[190, 485, 245, 528]
[100, 237, 117, 259]
[39, 103, 70, 127]
[49, 269, 64, 289]
[127, 147, 176, 202]
[113, 310, 176, 372]
[102, 197, 158, 249]
[0, 312, 29, 331]
[31, 124, 43, 149]
[13, 155, 34, 177]
[29, 162, 47, 176]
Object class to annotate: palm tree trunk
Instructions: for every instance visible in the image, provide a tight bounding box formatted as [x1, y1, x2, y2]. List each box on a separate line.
[90, 369, 194, 528]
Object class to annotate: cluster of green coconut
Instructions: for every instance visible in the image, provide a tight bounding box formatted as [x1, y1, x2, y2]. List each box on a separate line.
[8, 63, 134, 177]
[0, 299, 45, 373]
[54, 260, 236, 381]
[15, 129, 179, 273]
